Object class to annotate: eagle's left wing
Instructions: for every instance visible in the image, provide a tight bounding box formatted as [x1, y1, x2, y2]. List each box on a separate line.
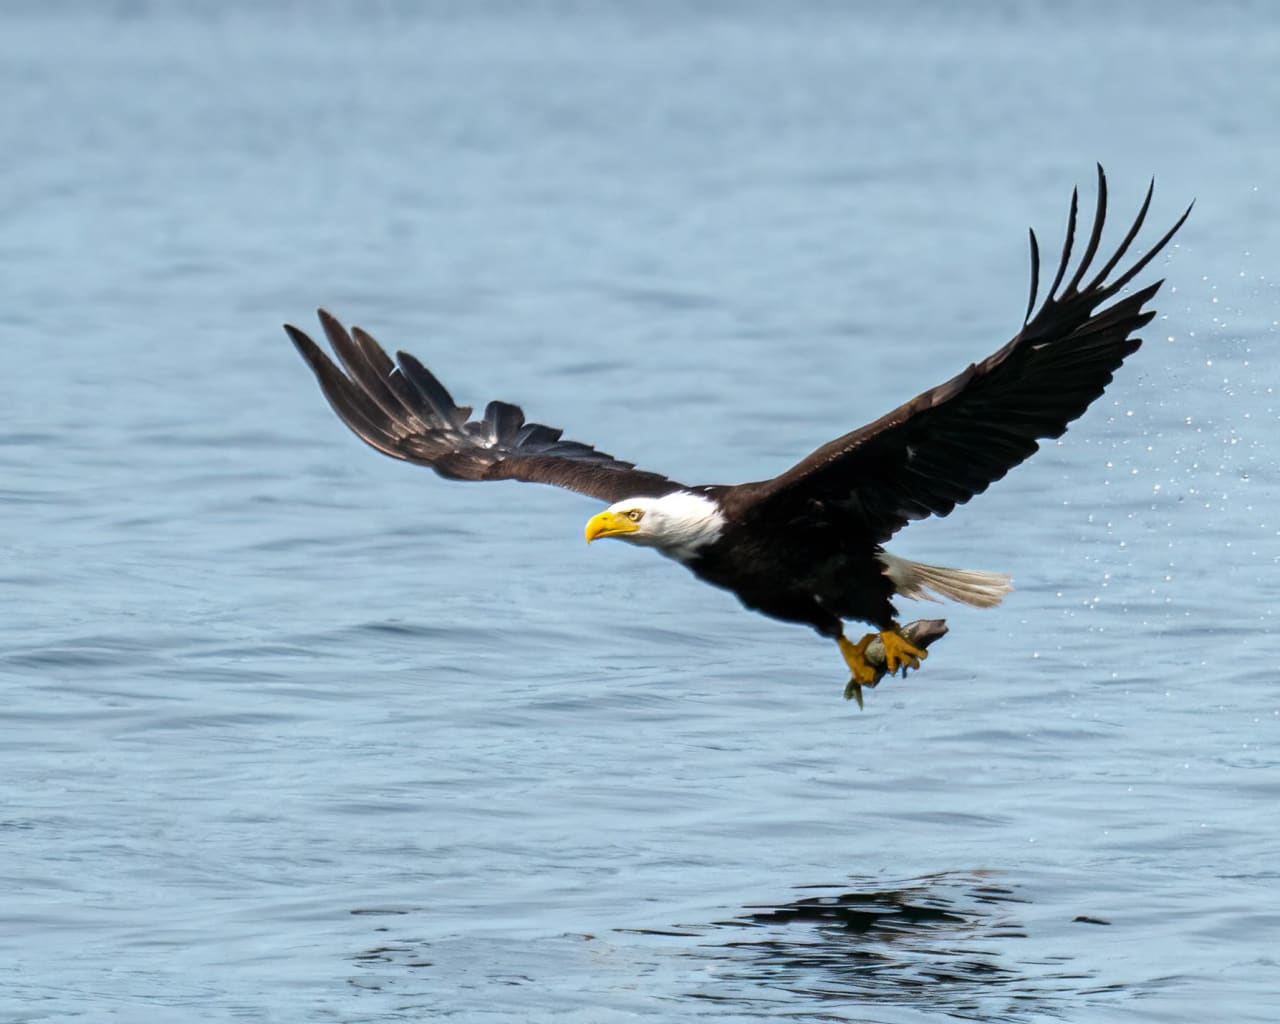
[730, 167, 1191, 542]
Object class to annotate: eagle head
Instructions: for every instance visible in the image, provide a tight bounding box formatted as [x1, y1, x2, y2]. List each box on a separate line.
[584, 492, 725, 561]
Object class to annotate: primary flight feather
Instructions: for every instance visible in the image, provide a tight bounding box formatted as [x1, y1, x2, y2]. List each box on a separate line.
[286, 167, 1190, 695]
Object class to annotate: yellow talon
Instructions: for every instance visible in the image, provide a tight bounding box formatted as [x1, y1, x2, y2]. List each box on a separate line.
[837, 621, 943, 703]
[837, 633, 878, 687]
[837, 624, 931, 704]
[837, 633, 878, 708]
[880, 625, 928, 675]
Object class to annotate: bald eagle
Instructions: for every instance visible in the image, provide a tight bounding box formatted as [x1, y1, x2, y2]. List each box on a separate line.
[286, 168, 1188, 693]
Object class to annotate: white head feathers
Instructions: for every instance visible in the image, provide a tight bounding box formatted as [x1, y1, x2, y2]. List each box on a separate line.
[599, 491, 725, 562]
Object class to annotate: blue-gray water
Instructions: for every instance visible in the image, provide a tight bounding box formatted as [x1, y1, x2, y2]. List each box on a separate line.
[2, 3, 1278, 1021]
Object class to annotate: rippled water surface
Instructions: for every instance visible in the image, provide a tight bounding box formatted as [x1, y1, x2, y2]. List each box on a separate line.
[2, 2, 1278, 1021]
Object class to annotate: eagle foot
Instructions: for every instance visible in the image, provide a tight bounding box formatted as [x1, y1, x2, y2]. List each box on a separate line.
[837, 634, 880, 697]
[838, 619, 948, 704]
[878, 626, 928, 675]
[839, 634, 880, 686]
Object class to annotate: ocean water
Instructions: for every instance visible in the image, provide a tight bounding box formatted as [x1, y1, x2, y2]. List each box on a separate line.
[1, 2, 1278, 1021]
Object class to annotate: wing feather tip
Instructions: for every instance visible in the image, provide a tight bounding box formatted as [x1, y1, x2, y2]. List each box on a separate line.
[1024, 228, 1041, 324]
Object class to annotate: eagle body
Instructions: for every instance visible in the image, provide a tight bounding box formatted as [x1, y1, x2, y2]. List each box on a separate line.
[680, 489, 897, 639]
[590, 488, 1001, 639]
[285, 168, 1190, 696]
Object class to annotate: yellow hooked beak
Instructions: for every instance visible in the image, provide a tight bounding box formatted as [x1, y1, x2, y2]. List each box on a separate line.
[584, 510, 640, 543]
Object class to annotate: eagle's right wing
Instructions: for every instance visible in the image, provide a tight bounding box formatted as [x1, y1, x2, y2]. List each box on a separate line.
[286, 310, 683, 504]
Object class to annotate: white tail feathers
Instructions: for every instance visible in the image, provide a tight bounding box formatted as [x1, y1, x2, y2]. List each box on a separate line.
[878, 552, 1012, 609]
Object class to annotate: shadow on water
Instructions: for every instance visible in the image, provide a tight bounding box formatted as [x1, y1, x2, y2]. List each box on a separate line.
[347, 873, 1133, 1020]
[670, 872, 1116, 1021]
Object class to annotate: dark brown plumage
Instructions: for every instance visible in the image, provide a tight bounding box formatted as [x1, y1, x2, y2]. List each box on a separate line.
[723, 169, 1191, 545]
[284, 311, 683, 504]
[286, 167, 1190, 690]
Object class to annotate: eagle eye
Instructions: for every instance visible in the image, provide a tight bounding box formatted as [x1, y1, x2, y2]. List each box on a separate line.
[626, 509, 644, 523]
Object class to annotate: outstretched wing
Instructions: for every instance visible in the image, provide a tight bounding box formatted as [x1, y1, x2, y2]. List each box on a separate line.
[732, 166, 1192, 541]
[286, 310, 683, 503]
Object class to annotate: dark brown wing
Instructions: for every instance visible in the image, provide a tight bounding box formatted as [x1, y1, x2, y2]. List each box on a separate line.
[729, 166, 1192, 541]
[285, 310, 683, 503]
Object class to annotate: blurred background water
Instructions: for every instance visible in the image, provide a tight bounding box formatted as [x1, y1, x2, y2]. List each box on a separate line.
[1, 2, 1277, 1021]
